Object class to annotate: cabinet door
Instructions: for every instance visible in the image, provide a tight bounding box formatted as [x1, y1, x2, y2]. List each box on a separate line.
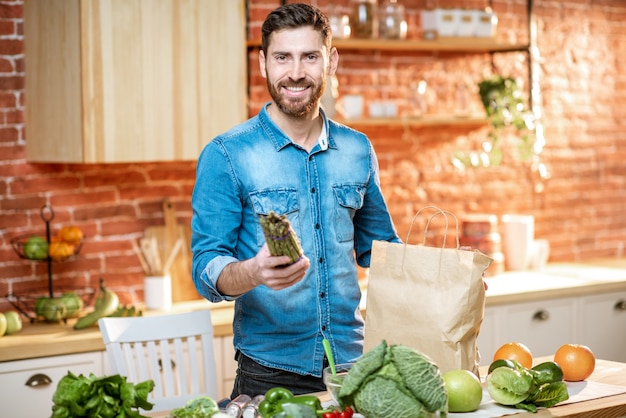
[0, 351, 104, 418]
[24, 0, 247, 163]
[578, 291, 626, 362]
[498, 298, 576, 360]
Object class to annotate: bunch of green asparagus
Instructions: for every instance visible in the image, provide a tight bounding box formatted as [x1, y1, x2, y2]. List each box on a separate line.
[259, 211, 303, 265]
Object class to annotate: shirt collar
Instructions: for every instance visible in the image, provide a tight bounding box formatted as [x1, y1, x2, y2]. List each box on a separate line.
[259, 102, 337, 151]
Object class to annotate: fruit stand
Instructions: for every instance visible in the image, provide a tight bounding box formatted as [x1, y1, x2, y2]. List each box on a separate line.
[8, 205, 88, 323]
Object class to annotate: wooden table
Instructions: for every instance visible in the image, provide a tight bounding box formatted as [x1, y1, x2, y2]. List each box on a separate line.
[147, 357, 626, 418]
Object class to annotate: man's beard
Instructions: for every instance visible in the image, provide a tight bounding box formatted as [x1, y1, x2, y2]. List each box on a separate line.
[267, 76, 326, 118]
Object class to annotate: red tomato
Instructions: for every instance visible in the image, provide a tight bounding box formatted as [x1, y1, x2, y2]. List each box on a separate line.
[322, 413, 339, 418]
[339, 407, 354, 418]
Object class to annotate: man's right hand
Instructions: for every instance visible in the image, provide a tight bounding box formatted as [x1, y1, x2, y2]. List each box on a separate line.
[253, 243, 310, 290]
[216, 243, 310, 296]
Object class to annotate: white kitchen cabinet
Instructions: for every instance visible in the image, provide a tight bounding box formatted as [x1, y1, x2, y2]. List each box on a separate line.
[479, 287, 626, 367]
[0, 351, 104, 418]
[499, 297, 577, 359]
[24, 0, 247, 163]
[479, 298, 576, 366]
[578, 291, 626, 362]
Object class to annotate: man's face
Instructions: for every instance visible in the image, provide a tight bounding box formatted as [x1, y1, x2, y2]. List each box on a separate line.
[259, 26, 337, 118]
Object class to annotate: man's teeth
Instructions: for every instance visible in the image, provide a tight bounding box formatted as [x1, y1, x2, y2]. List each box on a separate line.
[286, 86, 306, 91]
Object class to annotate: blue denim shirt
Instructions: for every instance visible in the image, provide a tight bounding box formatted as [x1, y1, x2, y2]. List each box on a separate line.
[191, 103, 400, 377]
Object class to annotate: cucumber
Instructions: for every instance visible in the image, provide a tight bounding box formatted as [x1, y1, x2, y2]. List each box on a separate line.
[488, 358, 517, 374]
[531, 361, 564, 384]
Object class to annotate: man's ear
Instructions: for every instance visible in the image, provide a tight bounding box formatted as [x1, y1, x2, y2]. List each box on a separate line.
[328, 46, 339, 77]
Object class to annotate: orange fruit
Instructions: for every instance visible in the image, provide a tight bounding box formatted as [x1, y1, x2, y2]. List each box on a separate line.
[58, 225, 84, 245]
[493, 342, 533, 369]
[554, 343, 596, 381]
[48, 240, 75, 261]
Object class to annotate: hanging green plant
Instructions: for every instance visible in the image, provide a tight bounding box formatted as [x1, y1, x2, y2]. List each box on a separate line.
[453, 75, 536, 169]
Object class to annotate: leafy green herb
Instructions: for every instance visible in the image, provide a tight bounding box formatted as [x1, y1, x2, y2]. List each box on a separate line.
[169, 396, 219, 418]
[51, 371, 154, 418]
[270, 403, 317, 418]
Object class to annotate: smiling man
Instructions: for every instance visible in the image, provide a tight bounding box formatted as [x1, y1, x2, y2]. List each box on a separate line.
[191, 3, 400, 398]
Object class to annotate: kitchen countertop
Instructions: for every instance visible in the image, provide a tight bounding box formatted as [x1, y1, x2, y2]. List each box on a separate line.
[145, 356, 626, 418]
[0, 299, 235, 362]
[483, 259, 626, 306]
[1, 258, 626, 363]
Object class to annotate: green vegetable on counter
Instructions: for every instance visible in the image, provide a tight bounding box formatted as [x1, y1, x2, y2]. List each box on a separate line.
[258, 387, 322, 418]
[338, 340, 448, 418]
[486, 359, 569, 412]
[169, 396, 219, 418]
[269, 403, 317, 418]
[530, 361, 565, 385]
[51, 371, 154, 418]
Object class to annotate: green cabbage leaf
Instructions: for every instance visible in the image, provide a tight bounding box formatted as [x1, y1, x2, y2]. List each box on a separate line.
[338, 340, 448, 418]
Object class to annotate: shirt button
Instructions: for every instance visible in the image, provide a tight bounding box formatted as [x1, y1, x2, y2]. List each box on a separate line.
[318, 257, 323, 263]
[321, 325, 326, 331]
[320, 292, 325, 298]
[311, 187, 316, 193]
[315, 223, 320, 229]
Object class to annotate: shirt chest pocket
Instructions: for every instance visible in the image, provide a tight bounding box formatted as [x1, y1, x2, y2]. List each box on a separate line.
[249, 188, 301, 248]
[332, 184, 366, 242]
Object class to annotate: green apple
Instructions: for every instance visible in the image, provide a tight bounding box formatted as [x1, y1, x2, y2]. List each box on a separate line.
[443, 369, 483, 412]
[41, 298, 67, 322]
[23, 236, 48, 260]
[4, 311, 22, 335]
[0, 313, 6, 337]
[60, 292, 83, 318]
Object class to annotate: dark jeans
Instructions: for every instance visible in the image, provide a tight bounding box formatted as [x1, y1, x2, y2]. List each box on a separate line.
[230, 351, 327, 399]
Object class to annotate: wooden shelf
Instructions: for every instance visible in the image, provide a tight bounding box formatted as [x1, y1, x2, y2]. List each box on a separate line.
[335, 113, 488, 127]
[247, 37, 529, 53]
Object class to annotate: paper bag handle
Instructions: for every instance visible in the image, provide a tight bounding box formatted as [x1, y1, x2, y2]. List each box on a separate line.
[406, 205, 460, 248]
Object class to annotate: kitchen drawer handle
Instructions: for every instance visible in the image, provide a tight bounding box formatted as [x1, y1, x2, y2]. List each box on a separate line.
[614, 300, 626, 311]
[532, 309, 550, 321]
[25, 373, 52, 387]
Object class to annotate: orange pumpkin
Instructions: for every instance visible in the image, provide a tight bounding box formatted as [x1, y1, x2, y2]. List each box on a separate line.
[58, 226, 83, 245]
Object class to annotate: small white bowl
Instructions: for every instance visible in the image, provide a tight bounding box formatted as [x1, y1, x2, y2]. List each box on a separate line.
[323, 363, 354, 404]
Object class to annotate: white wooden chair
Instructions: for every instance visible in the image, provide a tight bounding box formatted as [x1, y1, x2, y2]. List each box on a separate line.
[98, 309, 218, 413]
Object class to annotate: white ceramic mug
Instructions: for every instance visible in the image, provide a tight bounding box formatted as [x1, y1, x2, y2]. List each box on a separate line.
[144, 275, 172, 310]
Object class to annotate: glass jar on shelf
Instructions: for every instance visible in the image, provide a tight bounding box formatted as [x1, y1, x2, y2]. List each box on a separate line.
[351, 0, 378, 39]
[379, 0, 407, 39]
[327, 5, 351, 39]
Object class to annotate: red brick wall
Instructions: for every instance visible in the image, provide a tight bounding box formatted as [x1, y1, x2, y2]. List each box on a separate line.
[1, 0, 625, 311]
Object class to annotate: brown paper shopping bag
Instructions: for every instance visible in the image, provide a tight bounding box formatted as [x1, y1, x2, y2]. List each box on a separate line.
[364, 206, 493, 375]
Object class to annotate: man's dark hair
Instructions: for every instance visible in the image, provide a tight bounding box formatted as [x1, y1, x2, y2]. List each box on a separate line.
[261, 3, 332, 53]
